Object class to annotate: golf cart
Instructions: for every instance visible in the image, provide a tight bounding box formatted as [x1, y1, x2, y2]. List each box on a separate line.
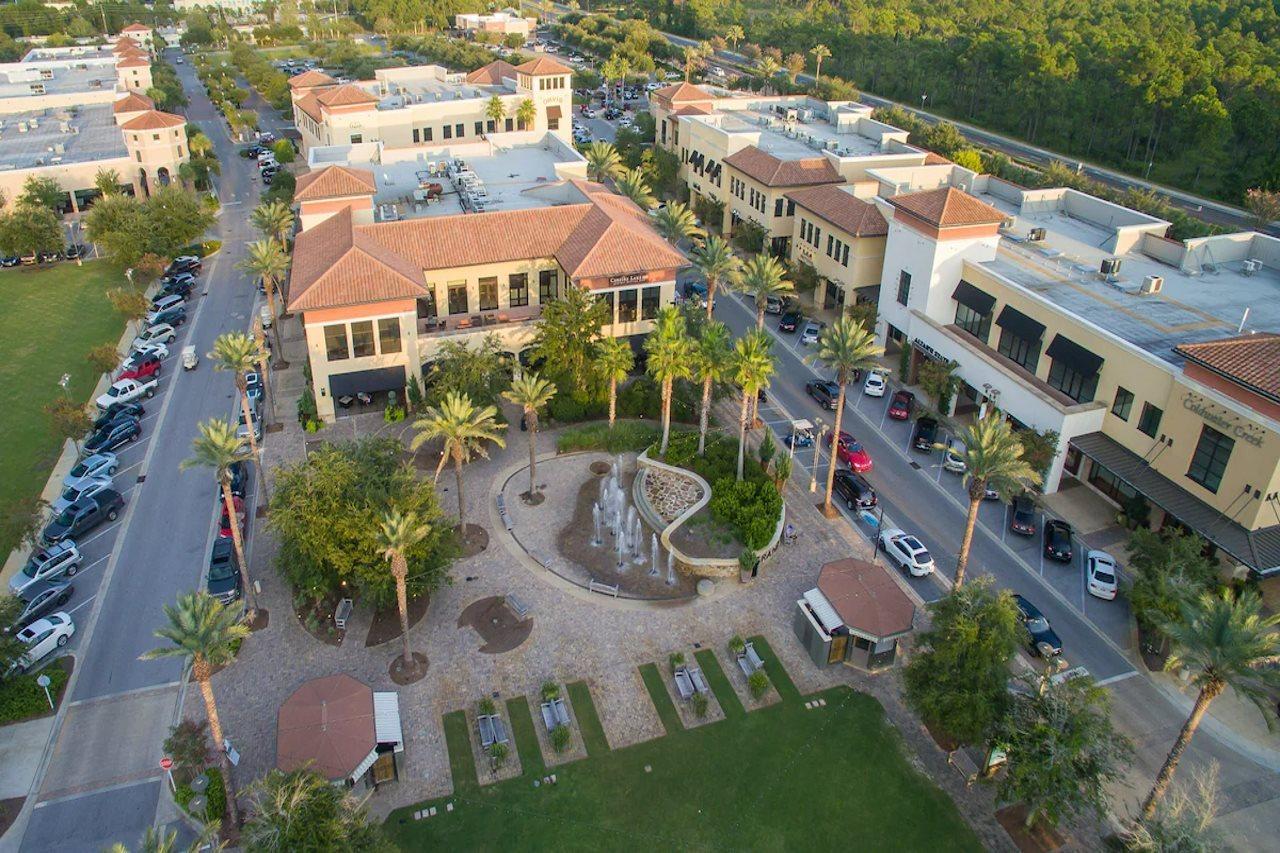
[786, 419, 815, 449]
[181, 346, 198, 370]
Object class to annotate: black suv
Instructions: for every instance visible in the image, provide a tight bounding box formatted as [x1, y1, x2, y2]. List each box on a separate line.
[206, 539, 242, 604]
[778, 311, 803, 333]
[1013, 594, 1063, 657]
[1010, 494, 1037, 536]
[912, 417, 939, 452]
[93, 402, 144, 432]
[805, 380, 840, 410]
[1043, 519, 1074, 562]
[84, 418, 141, 453]
[833, 469, 877, 509]
[41, 489, 124, 545]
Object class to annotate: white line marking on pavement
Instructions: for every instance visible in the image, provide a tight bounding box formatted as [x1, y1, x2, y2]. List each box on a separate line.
[1095, 670, 1140, 687]
[33, 774, 165, 809]
[65, 596, 96, 616]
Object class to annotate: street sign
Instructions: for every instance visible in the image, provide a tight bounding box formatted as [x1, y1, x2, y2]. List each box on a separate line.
[160, 757, 173, 770]
[36, 674, 53, 710]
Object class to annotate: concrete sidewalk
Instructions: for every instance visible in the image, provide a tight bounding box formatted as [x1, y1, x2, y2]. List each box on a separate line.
[0, 717, 55, 801]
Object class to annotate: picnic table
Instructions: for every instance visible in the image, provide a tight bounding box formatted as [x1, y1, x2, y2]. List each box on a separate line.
[674, 668, 694, 700]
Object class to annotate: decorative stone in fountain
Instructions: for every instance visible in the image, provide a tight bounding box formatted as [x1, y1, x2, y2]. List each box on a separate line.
[643, 468, 704, 524]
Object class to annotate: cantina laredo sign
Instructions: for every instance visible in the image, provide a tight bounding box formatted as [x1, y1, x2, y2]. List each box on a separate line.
[608, 272, 649, 286]
[1182, 394, 1265, 447]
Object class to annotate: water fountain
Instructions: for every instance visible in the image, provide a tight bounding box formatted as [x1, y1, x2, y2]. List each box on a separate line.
[631, 515, 645, 563]
[616, 522, 627, 570]
[666, 550, 677, 586]
[591, 502, 603, 546]
[649, 534, 660, 576]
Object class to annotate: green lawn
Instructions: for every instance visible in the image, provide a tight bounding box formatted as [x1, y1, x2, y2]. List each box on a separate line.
[0, 262, 127, 555]
[565, 681, 608, 755]
[388, 678, 981, 851]
[638, 663, 683, 734]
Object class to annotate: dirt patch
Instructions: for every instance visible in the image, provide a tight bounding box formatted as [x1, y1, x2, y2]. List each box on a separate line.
[457, 524, 489, 557]
[924, 718, 961, 753]
[365, 594, 430, 647]
[245, 607, 270, 632]
[995, 804, 1067, 852]
[457, 596, 533, 654]
[521, 490, 545, 506]
[389, 651, 429, 685]
[0, 797, 24, 840]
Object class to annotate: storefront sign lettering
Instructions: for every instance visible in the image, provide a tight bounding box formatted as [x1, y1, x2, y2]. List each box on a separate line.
[1182, 394, 1265, 447]
[608, 272, 648, 286]
[911, 337, 946, 363]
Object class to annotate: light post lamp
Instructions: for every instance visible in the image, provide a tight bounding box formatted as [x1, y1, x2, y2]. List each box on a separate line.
[920, 93, 927, 111]
[809, 419, 827, 493]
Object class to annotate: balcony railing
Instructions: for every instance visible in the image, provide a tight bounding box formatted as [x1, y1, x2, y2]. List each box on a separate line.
[417, 303, 543, 338]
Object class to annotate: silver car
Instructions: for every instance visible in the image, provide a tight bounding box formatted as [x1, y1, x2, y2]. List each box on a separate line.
[9, 540, 82, 594]
[63, 452, 118, 489]
[52, 475, 113, 515]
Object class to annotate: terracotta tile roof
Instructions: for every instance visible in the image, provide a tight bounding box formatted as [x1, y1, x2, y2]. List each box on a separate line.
[121, 23, 151, 33]
[653, 82, 713, 104]
[316, 84, 379, 108]
[113, 92, 154, 113]
[723, 146, 842, 188]
[888, 187, 1005, 228]
[116, 49, 148, 63]
[785, 186, 888, 237]
[276, 675, 375, 780]
[288, 69, 336, 89]
[288, 209, 428, 311]
[465, 60, 517, 85]
[924, 152, 952, 166]
[817, 558, 915, 639]
[515, 56, 573, 75]
[555, 183, 688, 279]
[295, 165, 378, 201]
[117, 57, 150, 68]
[674, 104, 712, 116]
[1176, 333, 1280, 401]
[112, 36, 139, 52]
[120, 110, 185, 131]
[294, 93, 322, 122]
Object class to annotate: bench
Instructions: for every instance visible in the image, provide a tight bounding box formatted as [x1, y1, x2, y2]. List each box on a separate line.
[505, 593, 529, 621]
[745, 642, 765, 671]
[496, 494, 514, 532]
[478, 715, 496, 748]
[334, 598, 353, 631]
[588, 579, 619, 597]
[737, 654, 754, 678]
[540, 702, 557, 732]
[490, 716, 509, 745]
[552, 697, 570, 727]
[689, 667, 709, 695]
[674, 668, 694, 700]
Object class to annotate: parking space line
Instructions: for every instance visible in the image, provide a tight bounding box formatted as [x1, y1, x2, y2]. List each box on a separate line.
[66, 595, 96, 616]
[1095, 670, 1140, 687]
[72, 520, 124, 551]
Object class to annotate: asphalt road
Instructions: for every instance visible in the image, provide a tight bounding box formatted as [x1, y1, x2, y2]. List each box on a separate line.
[16, 49, 265, 852]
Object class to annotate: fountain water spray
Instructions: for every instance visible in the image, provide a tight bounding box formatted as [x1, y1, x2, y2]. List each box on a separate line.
[591, 502, 603, 546]
[631, 516, 645, 563]
[666, 550, 677, 586]
[649, 534, 660, 576]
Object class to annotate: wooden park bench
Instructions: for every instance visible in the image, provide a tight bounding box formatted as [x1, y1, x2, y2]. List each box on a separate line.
[496, 494, 514, 531]
[552, 697, 570, 726]
[540, 702, 557, 732]
[478, 715, 496, 748]
[745, 642, 765, 671]
[334, 598, 353, 631]
[588, 579, 619, 598]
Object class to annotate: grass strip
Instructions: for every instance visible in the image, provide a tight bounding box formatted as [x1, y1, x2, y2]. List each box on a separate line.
[637, 663, 683, 735]
[441, 710, 478, 792]
[748, 635, 801, 702]
[693, 649, 745, 719]
[505, 696, 546, 777]
[565, 681, 609, 755]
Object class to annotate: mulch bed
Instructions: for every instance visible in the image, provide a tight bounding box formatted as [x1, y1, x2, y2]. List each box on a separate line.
[995, 804, 1067, 853]
[1138, 625, 1169, 672]
[923, 718, 961, 753]
[457, 523, 489, 557]
[245, 608, 270, 632]
[0, 797, 23, 840]
[457, 596, 533, 654]
[365, 594, 430, 647]
[521, 490, 546, 506]
[389, 652, 429, 685]
[294, 595, 345, 646]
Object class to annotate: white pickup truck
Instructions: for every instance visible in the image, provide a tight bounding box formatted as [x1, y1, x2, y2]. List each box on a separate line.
[96, 376, 158, 410]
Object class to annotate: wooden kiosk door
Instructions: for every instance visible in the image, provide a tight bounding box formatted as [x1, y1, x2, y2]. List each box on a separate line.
[828, 633, 848, 664]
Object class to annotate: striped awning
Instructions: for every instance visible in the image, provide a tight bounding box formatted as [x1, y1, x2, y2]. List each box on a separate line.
[803, 588, 843, 633]
[373, 692, 404, 751]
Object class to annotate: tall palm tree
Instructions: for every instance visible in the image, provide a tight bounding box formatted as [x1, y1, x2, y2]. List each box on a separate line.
[739, 253, 793, 329]
[183, 419, 256, 614]
[484, 95, 506, 131]
[597, 336, 633, 430]
[250, 199, 295, 247]
[1139, 589, 1280, 821]
[614, 167, 655, 209]
[502, 372, 557, 499]
[188, 130, 214, 160]
[757, 56, 781, 90]
[585, 141, 623, 183]
[652, 202, 704, 246]
[692, 321, 733, 456]
[732, 329, 774, 480]
[210, 332, 269, 499]
[683, 45, 701, 82]
[645, 307, 695, 457]
[244, 768, 382, 851]
[725, 24, 744, 51]
[409, 392, 505, 537]
[515, 97, 536, 131]
[692, 234, 740, 318]
[94, 168, 121, 197]
[808, 318, 884, 517]
[141, 591, 249, 828]
[810, 44, 831, 80]
[942, 412, 1042, 586]
[376, 508, 431, 672]
[238, 239, 289, 364]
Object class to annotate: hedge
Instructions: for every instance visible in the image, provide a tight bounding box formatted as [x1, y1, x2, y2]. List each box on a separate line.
[0, 663, 69, 725]
[557, 421, 662, 453]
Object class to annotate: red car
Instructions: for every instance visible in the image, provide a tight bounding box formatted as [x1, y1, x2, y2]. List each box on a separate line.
[829, 431, 873, 473]
[218, 496, 246, 539]
[887, 389, 915, 421]
[118, 355, 161, 382]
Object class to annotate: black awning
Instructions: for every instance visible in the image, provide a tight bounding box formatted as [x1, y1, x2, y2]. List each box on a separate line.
[952, 280, 995, 315]
[329, 366, 406, 398]
[996, 305, 1046, 342]
[1045, 334, 1103, 375]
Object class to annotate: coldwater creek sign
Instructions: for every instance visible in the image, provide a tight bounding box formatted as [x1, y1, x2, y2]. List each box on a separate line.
[1182, 394, 1264, 447]
[608, 272, 649, 286]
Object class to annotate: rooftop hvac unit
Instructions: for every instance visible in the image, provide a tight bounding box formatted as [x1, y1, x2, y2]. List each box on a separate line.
[53, 142, 65, 154]
[1028, 227, 1047, 242]
[1242, 258, 1262, 275]
[1100, 257, 1122, 276]
[1140, 275, 1163, 295]
[784, 108, 797, 122]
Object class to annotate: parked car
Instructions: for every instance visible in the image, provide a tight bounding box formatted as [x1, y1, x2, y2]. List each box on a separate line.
[1013, 594, 1063, 657]
[166, 256, 201, 275]
[96, 376, 157, 410]
[805, 380, 840, 410]
[146, 297, 185, 324]
[158, 278, 194, 300]
[96, 397, 144, 425]
[1010, 494, 1037, 535]
[41, 489, 124, 545]
[218, 495, 245, 539]
[11, 613, 74, 673]
[245, 372, 263, 406]
[878, 529, 936, 577]
[227, 460, 248, 498]
[128, 342, 169, 363]
[1043, 519, 1074, 562]
[131, 323, 177, 352]
[942, 439, 967, 473]
[799, 321, 824, 345]
[863, 371, 887, 397]
[764, 295, 786, 315]
[887, 390, 914, 420]
[10, 583, 74, 631]
[83, 418, 141, 453]
[148, 305, 187, 327]
[1, 255, 20, 267]
[64, 244, 85, 260]
[117, 354, 161, 382]
[778, 311, 803, 333]
[833, 469, 877, 509]
[64, 452, 117, 487]
[206, 539, 242, 604]
[10, 541, 81, 594]
[912, 417, 939, 452]
[1086, 550, 1119, 600]
[829, 430, 873, 473]
[52, 475, 113, 515]
[161, 271, 195, 288]
[37, 250, 61, 264]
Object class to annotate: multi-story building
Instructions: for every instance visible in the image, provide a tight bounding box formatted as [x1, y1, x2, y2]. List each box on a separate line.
[288, 130, 686, 422]
[290, 58, 573, 157]
[454, 11, 536, 38]
[0, 35, 187, 209]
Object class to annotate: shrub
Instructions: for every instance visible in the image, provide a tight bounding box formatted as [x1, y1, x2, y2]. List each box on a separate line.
[478, 697, 496, 716]
[489, 741, 509, 766]
[164, 719, 210, 781]
[668, 651, 686, 672]
[728, 635, 746, 654]
[708, 477, 784, 549]
[556, 421, 662, 453]
[550, 724, 571, 753]
[541, 681, 560, 702]
[619, 377, 699, 422]
[204, 767, 227, 823]
[748, 669, 771, 699]
[692, 692, 709, 718]
[548, 392, 606, 423]
[0, 664, 69, 725]
[383, 404, 405, 423]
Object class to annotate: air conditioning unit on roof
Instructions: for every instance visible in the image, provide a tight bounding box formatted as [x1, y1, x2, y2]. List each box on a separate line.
[1140, 275, 1163, 295]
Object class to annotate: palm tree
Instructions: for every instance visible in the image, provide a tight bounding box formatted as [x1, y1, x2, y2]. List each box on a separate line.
[652, 202, 704, 246]
[238, 239, 289, 364]
[808, 319, 883, 517]
[187, 130, 214, 160]
[250, 199, 295, 247]
[515, 97, 536, 131]
[732, 330, 774, 480]
[597, 336, 633, 430]
[615, 167, 655, 209]
[585, 141, 623, 183]
[757, 56, 781, 90]
[210, 332, 269, 499]
[683, 45, 701, 82]
[484, 95, 506, 131]
[942, 412, 1042, 586]
[1139, 589, 1280, 822]
[739, 253, 793, 329]
[409, 392, 505, 538]
[502, 372, 557, 499]
[244, 768, 383, 851]
[376, 508, 430, 673]
[183, 419, 256, 614]
[810, 44, 831, 80]
[692, 234, 740, 318]
[692, 321, 733, 456]
[725, 24, 744, 51]
[141, 591, 249, 828]
[645, 307, 695, 456]
[94, 168, 121, 197]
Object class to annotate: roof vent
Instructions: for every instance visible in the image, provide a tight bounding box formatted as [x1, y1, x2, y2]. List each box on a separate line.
[1242, 258, 1262, 275]
[1139, 275, 1163, 295]
[1028, 227, 1046, 242]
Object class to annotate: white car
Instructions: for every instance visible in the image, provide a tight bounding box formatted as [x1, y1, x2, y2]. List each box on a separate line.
[1086, 550, 1119, 600]
[13, 613, 75, 673]
[63, 452, 118, 488]
[130, 323, 177, 352]
[130, 342, 170, 362]
[863, 371, 886, 397]
[942, 439, 967, 474]
[878, 528, 936, 577]
[617, 114, 634, 128]
[52, 475, 113, 515]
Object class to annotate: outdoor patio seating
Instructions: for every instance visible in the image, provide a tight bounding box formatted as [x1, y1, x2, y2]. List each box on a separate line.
[478, 715, 496, 747]
[745, 642, 765, 671]
[540, 702, 557, 731]
[553, 697, 569, 726]
[674, 667, 695, 700]
[539, 697, 570, 731]
[689, 667, 709, 694]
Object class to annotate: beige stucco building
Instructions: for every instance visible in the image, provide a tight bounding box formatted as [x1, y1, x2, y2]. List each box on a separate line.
[454, 11, 536, 38]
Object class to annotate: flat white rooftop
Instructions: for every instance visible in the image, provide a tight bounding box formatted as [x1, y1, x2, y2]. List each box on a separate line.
[0, 103, 125, 170]
[0, 61, 117, 100]
[722, 108, 885, 160]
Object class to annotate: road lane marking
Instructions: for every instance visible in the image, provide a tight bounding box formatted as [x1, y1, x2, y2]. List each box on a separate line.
[1095, 670, 1140, 687]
